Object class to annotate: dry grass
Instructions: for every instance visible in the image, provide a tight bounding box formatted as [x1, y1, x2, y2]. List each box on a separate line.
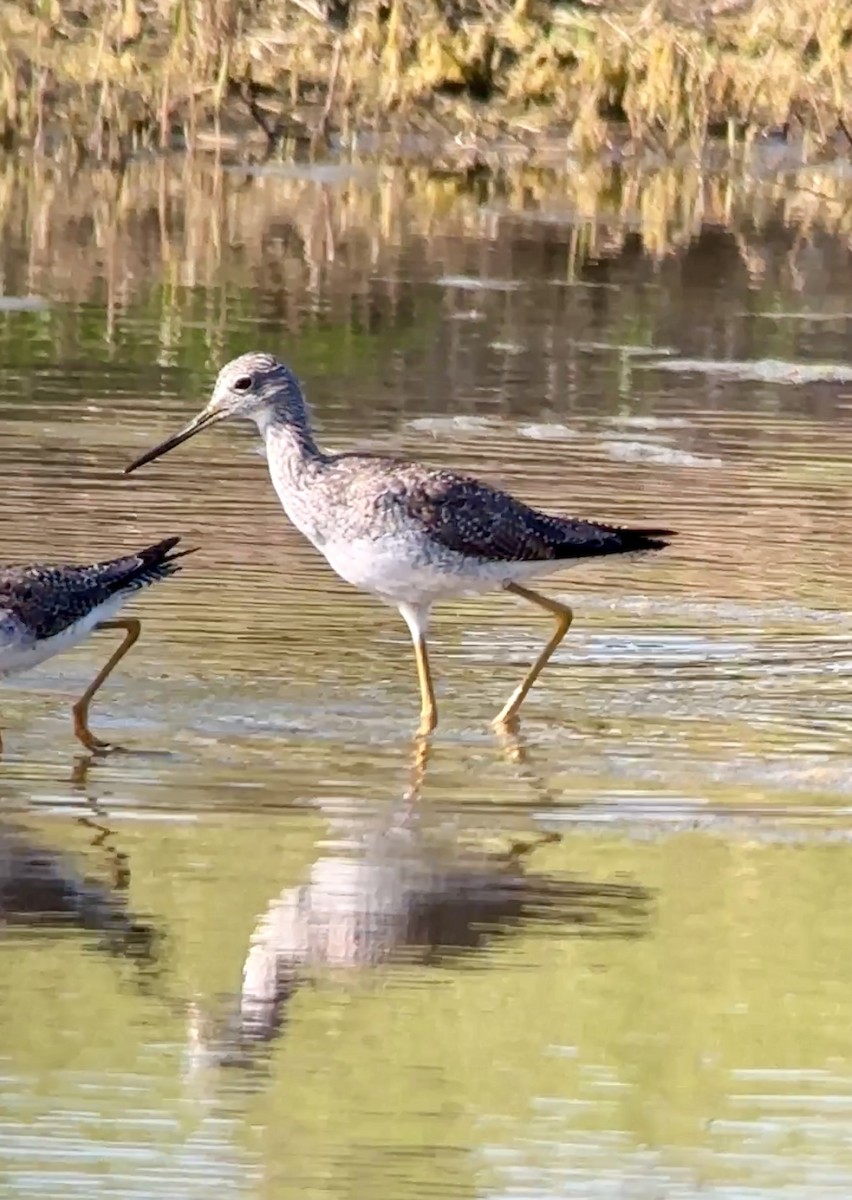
[0, 0, 850, 160]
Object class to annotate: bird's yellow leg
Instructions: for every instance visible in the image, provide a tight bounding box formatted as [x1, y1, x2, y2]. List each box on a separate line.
[412, 635, 438, 737]
[72, 618, 141, 753]
[406, 731, 433, 803]
[494, 582, 574, 730]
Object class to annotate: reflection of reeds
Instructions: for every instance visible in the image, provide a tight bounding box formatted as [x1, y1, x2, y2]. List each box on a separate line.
[1, 2, 851, 156]
[1, 153, 852, 316]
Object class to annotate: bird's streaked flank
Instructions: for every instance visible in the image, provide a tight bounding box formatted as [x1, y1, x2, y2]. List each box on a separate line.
[125, 353, 674, 734]
[0, 537, 193, 752]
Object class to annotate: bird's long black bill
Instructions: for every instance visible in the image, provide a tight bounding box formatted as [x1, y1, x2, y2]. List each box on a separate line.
[124, 408, 223, 474]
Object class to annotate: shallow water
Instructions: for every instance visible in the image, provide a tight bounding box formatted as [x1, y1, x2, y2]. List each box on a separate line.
[3, 155, 852, 1197]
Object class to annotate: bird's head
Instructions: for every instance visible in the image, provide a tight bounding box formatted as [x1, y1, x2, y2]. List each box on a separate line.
[124, 352, 306, 473]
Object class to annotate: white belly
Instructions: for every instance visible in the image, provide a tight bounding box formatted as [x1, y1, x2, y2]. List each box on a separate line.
[320, 535, 567, 606]
[0, 596, 127, 679]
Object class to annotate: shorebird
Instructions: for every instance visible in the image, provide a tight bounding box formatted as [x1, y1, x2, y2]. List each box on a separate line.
[0, 537, 192, 753]
[125, 353, 674, 735]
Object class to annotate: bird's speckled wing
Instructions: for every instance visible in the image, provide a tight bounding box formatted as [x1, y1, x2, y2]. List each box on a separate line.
[0, 537, 191, 640]
[351, 462, 673, 563]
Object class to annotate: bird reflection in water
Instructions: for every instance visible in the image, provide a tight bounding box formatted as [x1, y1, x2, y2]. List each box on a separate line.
[190, 733, 651, 1070]
[0, 803, 164, 987]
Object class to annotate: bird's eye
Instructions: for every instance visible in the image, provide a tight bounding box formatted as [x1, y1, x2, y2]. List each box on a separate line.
[233, 375, 253, 392]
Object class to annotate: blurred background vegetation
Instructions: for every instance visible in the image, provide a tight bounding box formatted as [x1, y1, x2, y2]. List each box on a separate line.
[1, 0, 851, 163]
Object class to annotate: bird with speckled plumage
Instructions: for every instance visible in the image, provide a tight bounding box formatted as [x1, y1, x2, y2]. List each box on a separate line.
[125, 353, 675, 735]
[0, 537, 193, 753]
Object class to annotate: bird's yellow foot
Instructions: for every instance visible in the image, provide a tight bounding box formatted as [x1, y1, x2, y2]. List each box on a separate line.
[73, 710, 124, 754]
[504, 830, 561, 863]
[493, 710, 522, 739]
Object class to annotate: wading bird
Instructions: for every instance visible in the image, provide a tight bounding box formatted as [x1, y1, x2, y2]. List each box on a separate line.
[0, 537, 192, 752]
[125, 354, 673, 735]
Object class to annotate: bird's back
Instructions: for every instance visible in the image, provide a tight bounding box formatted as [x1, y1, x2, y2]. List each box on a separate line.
[311, 454, 673, 564]
[0, 537, 191, 643]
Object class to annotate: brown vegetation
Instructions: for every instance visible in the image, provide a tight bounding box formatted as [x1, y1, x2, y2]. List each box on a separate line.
[1, 1, 851, 163]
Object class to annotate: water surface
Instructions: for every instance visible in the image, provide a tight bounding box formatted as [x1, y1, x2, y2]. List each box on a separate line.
[2, 155, 852, 1198]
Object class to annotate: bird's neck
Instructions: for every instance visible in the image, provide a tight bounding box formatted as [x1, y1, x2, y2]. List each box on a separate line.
[257, 404, 326, 494]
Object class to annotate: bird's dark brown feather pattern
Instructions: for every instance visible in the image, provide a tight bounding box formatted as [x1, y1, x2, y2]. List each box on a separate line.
[0, 537, 192, 641]
[328, 457, 673, 563]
